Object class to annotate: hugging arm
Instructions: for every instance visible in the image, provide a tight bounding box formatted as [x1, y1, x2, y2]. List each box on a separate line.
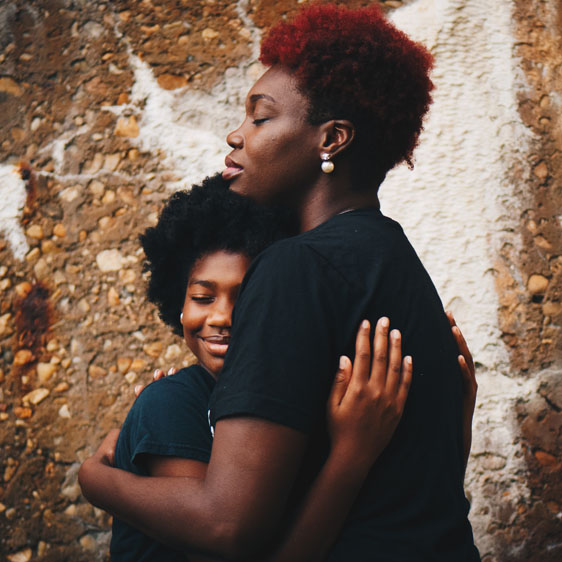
[78, 319, 410, 561]
[80, 415, 307, 559]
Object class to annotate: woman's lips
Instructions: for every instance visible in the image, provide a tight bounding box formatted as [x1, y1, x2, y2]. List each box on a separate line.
[222, 166, 243, 181]
[223, 156, 243, 181]
[201, 336, 230, 356]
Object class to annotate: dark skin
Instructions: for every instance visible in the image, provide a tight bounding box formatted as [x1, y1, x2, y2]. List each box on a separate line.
[79, 66, 477, 560]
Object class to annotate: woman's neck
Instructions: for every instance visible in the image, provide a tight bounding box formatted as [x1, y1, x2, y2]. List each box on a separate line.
[297, 176, 381, 232]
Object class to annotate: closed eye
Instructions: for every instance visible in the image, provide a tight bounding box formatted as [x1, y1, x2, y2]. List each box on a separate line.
[252, 118, 269, 125]
[191, 295, 214, 304]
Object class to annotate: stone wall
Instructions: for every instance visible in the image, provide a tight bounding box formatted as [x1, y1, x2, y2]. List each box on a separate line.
[0, 1, 560, 561]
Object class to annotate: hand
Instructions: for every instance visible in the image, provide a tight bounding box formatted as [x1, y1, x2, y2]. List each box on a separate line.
[446, 311, 477, 469]
[327, 318, 412, 468]
[134, 367, 178, 397]
[92, 428, 121, 467]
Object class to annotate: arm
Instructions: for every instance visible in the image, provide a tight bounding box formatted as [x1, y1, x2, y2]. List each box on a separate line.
[267, 318, 412, 562]
[446, 311, 477, 472]
[79, 417, 308, 559]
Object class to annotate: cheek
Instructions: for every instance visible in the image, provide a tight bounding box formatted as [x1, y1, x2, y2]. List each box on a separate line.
[181, 303, 203, 336]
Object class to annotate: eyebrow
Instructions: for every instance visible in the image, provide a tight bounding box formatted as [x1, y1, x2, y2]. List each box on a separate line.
[249, 93, 276, 105]
[188, 280, 216, 289]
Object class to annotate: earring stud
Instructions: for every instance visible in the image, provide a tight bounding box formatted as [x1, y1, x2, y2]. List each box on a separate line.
[180, 312, 184, 323]
[321, 153, 334, 174]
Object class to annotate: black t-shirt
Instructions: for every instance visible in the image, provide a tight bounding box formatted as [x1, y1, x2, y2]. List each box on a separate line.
[211, 208, 480, 561]
[111, 365, 215, 562]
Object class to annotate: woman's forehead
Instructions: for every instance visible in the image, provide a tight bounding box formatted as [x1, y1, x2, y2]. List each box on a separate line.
[248, 66, 301, 101]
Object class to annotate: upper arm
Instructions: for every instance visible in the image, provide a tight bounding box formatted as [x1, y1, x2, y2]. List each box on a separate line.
[203, 416, 308, 556]
[141, 454, 209, 478]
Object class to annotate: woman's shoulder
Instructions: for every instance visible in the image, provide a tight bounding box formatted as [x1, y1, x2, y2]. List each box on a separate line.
[134, 365, 214, 412]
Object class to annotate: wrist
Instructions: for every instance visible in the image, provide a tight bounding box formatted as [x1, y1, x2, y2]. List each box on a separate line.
[328, 441, 375, 479]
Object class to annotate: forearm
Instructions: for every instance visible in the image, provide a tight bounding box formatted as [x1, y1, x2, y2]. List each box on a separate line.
[79, 418, 307, 560]
[79, 459, 232, 557]
[267, 451, 371, 562]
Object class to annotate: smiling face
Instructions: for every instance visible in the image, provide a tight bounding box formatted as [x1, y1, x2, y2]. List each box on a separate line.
[181, 250, 251, 377]
[223, 65, 323, 207]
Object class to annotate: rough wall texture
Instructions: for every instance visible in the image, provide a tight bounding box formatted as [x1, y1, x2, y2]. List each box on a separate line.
[0, 1, 559, 561]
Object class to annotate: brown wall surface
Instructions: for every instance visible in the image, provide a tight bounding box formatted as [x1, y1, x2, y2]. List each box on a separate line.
[0, 1, 560, 561]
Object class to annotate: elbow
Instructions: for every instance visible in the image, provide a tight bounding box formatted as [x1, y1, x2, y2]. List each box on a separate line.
[199, 518, 272, 561]
[77, 459, 93, 503]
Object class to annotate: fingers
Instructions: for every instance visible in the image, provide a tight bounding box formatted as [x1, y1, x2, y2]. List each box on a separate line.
[328, 356, 352, 410]
[352, 320, 372, 385]
[453, 326, 474, 375]
[134, 384, 145, 397]
[459, 354, 477, 398]
[153, 367, 177, 381]
[383, 328, 403, 396]
[446, 310, 456, 328]
[97, 429, 121, 466]
[395, 356, 412, 412]
[446, 311, 475, 377]
[369, 317, 390, 389]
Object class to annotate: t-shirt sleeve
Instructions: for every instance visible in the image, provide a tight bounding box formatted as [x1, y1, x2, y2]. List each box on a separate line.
[125, 370, 213, 466]
[212, 240, 354, 433]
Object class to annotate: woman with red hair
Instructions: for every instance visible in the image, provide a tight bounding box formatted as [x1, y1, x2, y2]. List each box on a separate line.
[80, 4, 479, 561]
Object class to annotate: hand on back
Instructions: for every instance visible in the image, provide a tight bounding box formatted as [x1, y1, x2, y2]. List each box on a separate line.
[326, 313, 477, 470]
[326, 318, 412, 468]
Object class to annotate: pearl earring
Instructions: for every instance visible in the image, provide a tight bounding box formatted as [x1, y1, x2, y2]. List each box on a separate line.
[180, 312, 184, 323]
[321, 153, 334, 174]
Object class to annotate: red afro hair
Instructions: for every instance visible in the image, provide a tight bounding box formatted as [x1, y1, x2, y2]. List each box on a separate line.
[260, 2, 434, 188]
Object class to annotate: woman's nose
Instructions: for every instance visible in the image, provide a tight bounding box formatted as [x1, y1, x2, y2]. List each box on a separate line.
[208, 301, 232, 328]
[226, 125, 243, 149]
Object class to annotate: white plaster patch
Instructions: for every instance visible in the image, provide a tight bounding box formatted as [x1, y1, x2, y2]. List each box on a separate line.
[383, 0, 535, 555]
[115, 53, 265, 190]
[385, 0, 532, 368]
[100, 1, 264, 192]
[0, 163, 29, 260]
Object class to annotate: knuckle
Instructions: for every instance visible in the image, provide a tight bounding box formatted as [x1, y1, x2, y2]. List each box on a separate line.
[357, 350, 371, 362]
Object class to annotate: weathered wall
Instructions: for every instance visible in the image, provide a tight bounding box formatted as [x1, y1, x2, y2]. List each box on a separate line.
[0, 1, 559, 561]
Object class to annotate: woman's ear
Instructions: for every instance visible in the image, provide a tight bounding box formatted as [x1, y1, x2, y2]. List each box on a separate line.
[319, 120, 356, 158]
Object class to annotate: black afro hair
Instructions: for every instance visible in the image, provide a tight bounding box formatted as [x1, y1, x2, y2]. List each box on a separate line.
[140, 173, 291, 336]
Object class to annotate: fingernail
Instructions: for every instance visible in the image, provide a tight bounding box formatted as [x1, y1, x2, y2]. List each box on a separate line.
[405, 356, 412, 366]
[134, 385, 141, 394]
[339, 356, 346, 369]
[391, 329, 400, 339]
[361, 319, 370, 329]
[381, 317, 389, 328]
[167, 368, 174, 375]
[153, 369, 159, 380]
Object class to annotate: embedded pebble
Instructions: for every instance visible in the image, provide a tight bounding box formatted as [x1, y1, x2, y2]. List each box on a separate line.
[143, 342, 163, 358]
[115, 115, 139, 137]
[96, 249, 124, 272]
[53, 223, 66, 237]
[37, 363, 57, 384]
[6, 548, 32, 562]
[117, 357, 132, 374]
[528, 274, 549, 295]
[23, 388, 50, 405]
[14, 349, 33, 366]
[80, 535, 97, 550]
[26, 224, 44, 239]
[108, 286, 120, 306]
[88, 365, 107, 379]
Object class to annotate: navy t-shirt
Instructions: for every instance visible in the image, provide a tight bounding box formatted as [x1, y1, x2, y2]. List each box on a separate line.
[211, 208, 480, 561]
[111, 365, 215, 562]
